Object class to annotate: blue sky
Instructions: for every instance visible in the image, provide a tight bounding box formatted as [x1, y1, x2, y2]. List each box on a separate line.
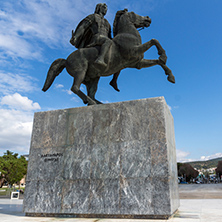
[0, 0, 221, 162]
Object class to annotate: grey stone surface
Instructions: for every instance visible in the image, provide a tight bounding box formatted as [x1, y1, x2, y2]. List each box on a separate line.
[23, 97, 179, 218]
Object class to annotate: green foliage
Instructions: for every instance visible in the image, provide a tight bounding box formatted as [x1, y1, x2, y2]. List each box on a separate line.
[187, 157, 222, 171]
[0, 150, 28, 186]
[177, 162, 183, 173]
[216, 160, 222, 177]
[177, 163, 199, 182]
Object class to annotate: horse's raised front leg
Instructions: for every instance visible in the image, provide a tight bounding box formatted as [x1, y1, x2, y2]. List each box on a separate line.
[71, 71, 96, 105]
[158, 61, 175, 83]
[151, 39, 167, 64]
[134, 59, 159, 69]
[134, 59, 175, 83]
[134, 39, 167, 64]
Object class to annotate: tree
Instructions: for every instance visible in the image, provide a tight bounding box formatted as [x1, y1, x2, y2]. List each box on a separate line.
[216, 160, 222, 177]
[177, 163, 199, 182]
[0, 158, 7, 188]
[0, 150, 28, 186]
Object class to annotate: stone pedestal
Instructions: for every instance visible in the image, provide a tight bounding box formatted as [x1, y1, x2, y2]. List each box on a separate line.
[24, 97, 179, 219]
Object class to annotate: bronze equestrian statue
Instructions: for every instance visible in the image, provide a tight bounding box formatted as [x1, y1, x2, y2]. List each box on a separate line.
[42, 3, 175, 105]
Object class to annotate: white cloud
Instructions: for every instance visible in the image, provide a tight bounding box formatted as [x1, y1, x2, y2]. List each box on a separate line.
[0, 0, 98, 60]
[0, 71, 36, 94]
[63, 89, 72, 95]
[176, 149, 190, 162]
[0, 33, 42, 60]
[168, 105, 172, 111]
[71, 97, 82, 103]
[177, 149, 222, 163]
[200, 153, 222, 161]
[101, 100, 110, 104]
[167, 105, 179, 111]
[0, 109, 33, 155]
[54, 84, 64, 89]
[1, 93, 41, 111]
[60, 85, 86, 95]
[80, 86, 86, 91]
[0, 93, 41, 155]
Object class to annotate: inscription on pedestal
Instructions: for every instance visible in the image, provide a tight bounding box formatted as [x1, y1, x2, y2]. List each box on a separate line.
[40, 153, 63, 162]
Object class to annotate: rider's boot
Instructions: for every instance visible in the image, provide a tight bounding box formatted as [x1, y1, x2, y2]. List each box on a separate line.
[95, 56, 107, 69]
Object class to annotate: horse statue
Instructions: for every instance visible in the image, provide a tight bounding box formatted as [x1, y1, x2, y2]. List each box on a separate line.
[42, 10, 175, 105]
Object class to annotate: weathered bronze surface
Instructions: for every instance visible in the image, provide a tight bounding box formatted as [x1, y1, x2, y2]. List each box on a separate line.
[42, 3, 175, 105]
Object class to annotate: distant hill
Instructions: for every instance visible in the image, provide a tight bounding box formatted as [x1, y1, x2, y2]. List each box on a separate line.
[182, 157, 222, 170]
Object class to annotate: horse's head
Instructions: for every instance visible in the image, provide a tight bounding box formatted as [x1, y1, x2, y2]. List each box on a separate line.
[113, 10, 151, 36]
[127, 11, 151, 29]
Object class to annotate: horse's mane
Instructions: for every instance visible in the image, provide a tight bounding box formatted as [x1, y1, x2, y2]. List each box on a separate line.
[113, 8, 128, 37]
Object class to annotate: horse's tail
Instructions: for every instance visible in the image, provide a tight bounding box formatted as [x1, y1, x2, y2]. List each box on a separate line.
[42, 59, 66, 92]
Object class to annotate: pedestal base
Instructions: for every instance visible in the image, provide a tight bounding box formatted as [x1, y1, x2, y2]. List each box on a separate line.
[24, 97, 179, 219]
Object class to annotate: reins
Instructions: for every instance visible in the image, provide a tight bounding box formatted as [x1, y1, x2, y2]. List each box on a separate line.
[138, 27, 145, 31]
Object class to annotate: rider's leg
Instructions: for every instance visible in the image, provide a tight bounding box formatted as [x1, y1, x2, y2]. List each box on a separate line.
[95, 39, 112, 68]
[109, 71, 121, 92]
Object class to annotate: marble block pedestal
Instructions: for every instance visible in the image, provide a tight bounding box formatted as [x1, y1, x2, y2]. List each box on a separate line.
[24, 97, 179, 219]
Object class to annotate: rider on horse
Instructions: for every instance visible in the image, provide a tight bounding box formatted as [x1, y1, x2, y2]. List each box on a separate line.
[70, 3, 121, 91]
[43, 6, 175, 106]
[70, 4, 111, 68]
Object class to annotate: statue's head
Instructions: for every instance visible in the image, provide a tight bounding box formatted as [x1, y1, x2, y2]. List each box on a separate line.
[95, 3, 107, 16]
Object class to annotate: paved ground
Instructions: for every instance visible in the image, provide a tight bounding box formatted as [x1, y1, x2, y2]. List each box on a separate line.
[0, 184, 222, 222]
[179, 183, 222, 199]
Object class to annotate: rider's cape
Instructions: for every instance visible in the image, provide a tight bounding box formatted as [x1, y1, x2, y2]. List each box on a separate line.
[73, 14, 94, 49]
